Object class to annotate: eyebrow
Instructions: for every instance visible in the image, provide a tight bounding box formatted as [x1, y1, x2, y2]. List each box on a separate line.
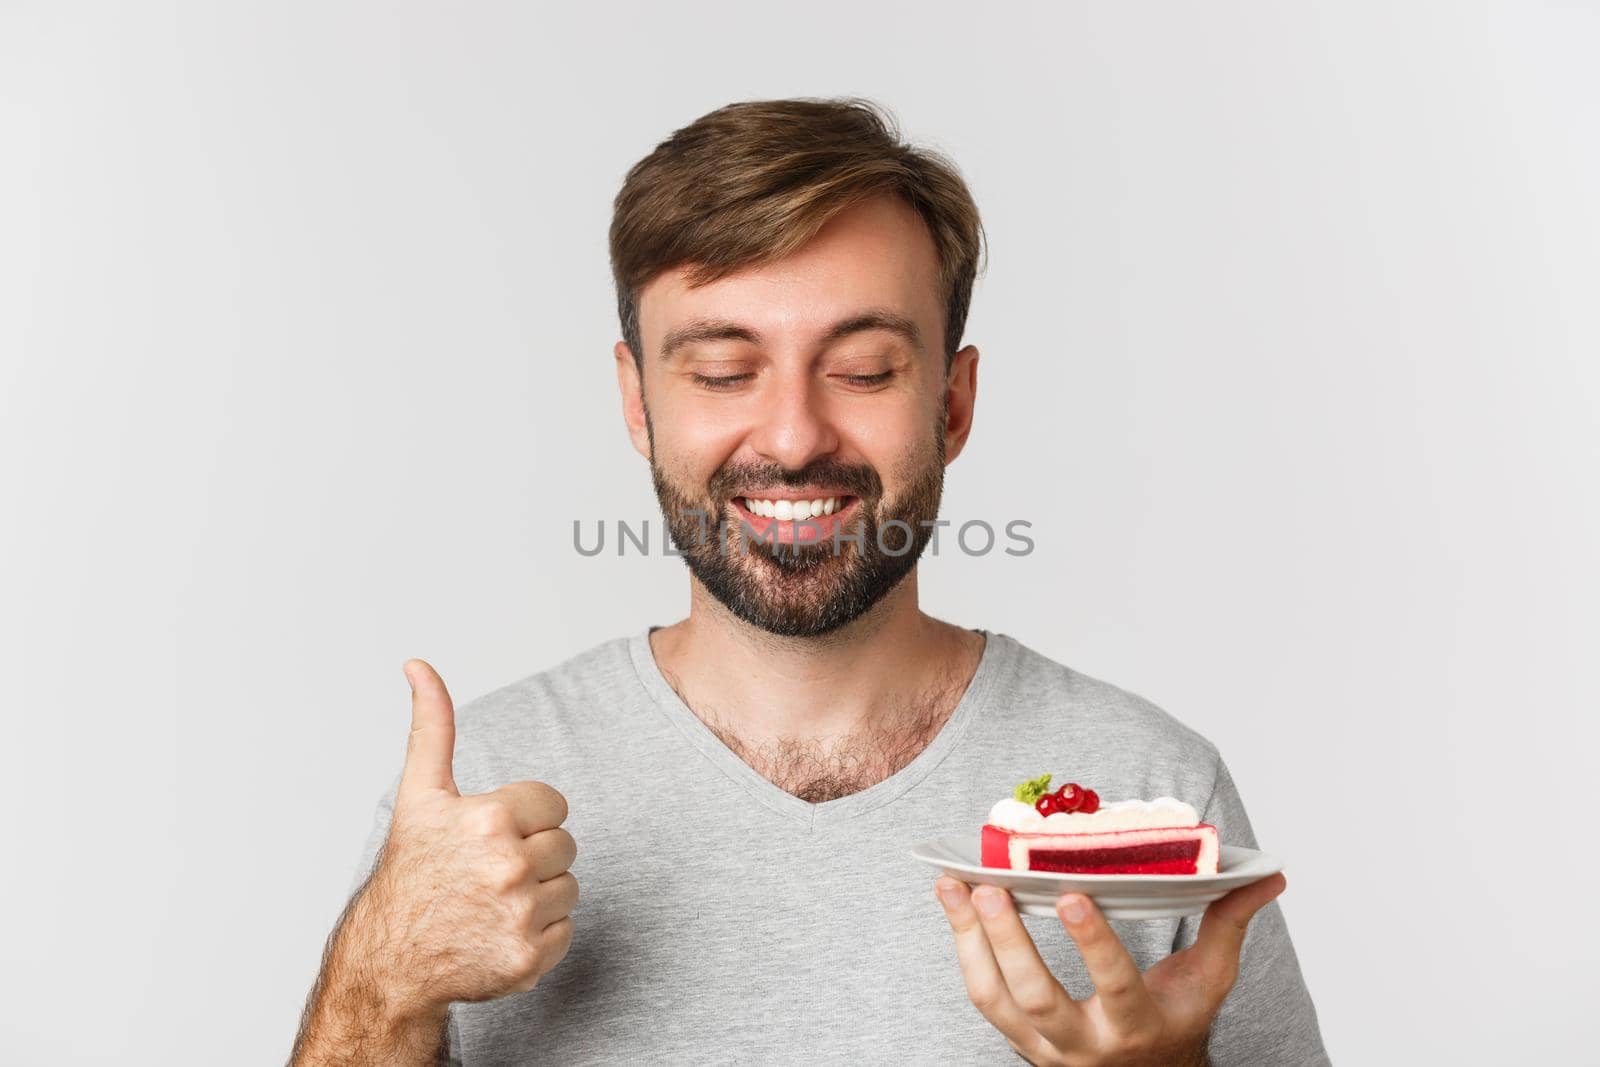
[658, 308, 925, 361]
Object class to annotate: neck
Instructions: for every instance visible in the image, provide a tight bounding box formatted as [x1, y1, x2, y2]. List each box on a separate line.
[648, 570, 985, 746]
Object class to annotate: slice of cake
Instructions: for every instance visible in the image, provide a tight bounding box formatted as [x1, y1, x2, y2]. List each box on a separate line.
[981, 773, 1219, 875]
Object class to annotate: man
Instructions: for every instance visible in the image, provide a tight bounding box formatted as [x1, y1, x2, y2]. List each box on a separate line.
[292, 97, 1327, 1065]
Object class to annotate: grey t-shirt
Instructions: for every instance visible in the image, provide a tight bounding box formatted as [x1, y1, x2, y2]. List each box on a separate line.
[350, 628, 1328, 1065]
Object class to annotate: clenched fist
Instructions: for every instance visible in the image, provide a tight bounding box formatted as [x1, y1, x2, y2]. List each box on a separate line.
[366, 658, 578, 1002]
[291, 659, 578, 1065]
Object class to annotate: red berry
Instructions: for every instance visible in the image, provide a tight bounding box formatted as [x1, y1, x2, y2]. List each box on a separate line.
[1034, 793, 1060, 816]
[1079, 789, 1101, 814]
[1054, 783, 1084, 812]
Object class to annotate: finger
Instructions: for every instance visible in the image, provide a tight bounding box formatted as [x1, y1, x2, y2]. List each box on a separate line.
[399, 658, 458, 798]
[934, 878, 1046, 1051]
[536, 915, 574, 979]
[522, 825, 579, 882]
[1192, 873, 1287, 976]
[506, 914, 574, 996]
[969, 883, 1086, 1049]
[1055, 892, 1158, 1033]
[531, 871, 580, 932]
[491, 780, 570, 838]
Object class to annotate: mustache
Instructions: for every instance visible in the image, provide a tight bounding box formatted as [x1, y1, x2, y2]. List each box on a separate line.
[705, 458, 883, 506]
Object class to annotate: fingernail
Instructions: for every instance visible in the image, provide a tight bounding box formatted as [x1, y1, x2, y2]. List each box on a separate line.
[974, 888, 1006, 917]
[402, 662, 416, 691]
[936, 880, 962, 907]
[1058, 894, 1087, 924]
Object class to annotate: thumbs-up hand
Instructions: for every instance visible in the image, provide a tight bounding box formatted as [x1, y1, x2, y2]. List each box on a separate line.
[352, 659, 579, 1014]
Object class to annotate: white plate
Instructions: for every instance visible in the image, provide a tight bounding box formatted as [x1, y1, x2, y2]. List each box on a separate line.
[909, 833, 1285, 920]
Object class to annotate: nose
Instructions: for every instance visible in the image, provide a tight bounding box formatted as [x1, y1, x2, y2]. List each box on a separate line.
[745, 373, 841, 471]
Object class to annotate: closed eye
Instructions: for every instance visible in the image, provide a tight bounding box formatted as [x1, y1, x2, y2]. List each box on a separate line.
[838, 371, 894, 387]
[691, 373, 755, 391]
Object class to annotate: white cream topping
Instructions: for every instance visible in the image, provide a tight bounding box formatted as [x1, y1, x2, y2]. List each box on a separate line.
[986, 795, 1200, 834]
[742, 497, 840, 520]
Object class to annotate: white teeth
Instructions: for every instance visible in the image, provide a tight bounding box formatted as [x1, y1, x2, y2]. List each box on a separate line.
[741, 496, 843, 519]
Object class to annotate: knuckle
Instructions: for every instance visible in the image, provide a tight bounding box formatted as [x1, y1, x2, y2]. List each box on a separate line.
[1166, 952, 1209, 990]
[1097, 974, 1138, 1001]
[465, 800, 516, 837]
[501, 898, 535, 938]
[485, 852, 533, 894]
[965, 977, 1004, 1013]
[948, 913, 981, 937]
[1013, 984, 1058, 1019]
[984, 924, 1020, 951]
[508, 939, 543, 981]
[1073, 924, 1110, 952]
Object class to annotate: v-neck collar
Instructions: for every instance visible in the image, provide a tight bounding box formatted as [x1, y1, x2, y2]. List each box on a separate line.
[626, 624, 1016, 828]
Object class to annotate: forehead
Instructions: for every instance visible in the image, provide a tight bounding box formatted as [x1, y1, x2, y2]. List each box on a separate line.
[637, 194, 943, 359]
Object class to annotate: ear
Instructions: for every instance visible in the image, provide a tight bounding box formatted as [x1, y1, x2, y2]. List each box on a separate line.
[942, 344, 979, 465]
[614, 340, 652, 460]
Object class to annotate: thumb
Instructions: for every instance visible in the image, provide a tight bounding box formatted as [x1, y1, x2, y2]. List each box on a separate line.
[398, 658, 459, 798]
[1192, 871, 1287, 965]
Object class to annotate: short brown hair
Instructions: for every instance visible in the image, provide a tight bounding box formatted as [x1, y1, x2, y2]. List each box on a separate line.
[609, 96, 987, 374]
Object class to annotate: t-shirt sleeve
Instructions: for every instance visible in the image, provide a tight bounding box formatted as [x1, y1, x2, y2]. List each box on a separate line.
[345, 774, 465, 1066]
[1175, 757, 1330, 1066]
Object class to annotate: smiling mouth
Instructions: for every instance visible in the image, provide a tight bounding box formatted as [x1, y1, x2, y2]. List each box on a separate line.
[735, 495, 853, 520]
[727, 495, 862, 544]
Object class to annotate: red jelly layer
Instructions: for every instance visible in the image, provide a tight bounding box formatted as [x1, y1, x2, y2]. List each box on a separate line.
[1029, 840, 1201, 875]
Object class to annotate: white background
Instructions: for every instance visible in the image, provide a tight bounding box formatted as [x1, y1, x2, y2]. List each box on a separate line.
[4, 2, 1596, 1062]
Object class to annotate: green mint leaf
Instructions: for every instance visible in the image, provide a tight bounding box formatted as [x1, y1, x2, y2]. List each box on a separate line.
[1013, 773, 1053, 805]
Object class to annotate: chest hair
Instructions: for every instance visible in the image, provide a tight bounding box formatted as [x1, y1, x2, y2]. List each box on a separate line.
[662, 663, 972, 803]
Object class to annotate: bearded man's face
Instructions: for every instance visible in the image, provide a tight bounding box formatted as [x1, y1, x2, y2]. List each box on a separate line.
[647, 424, 946, 637]
[613, 194, 979, 637]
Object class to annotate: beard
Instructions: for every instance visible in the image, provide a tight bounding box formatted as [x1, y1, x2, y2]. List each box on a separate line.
[648, 415, 947, 638]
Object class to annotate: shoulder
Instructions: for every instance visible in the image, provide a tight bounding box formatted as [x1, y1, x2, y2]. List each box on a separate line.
[447, 633, 639, 787]
[450, 635, 633, 722]
[987, 631, 1224, 796]
[499, 634, 638, 705]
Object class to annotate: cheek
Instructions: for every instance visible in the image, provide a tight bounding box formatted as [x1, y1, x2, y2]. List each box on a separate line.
[653, 424, 742, 493]
[835, 402, 931, 466]
[648, 395, 747, 463]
